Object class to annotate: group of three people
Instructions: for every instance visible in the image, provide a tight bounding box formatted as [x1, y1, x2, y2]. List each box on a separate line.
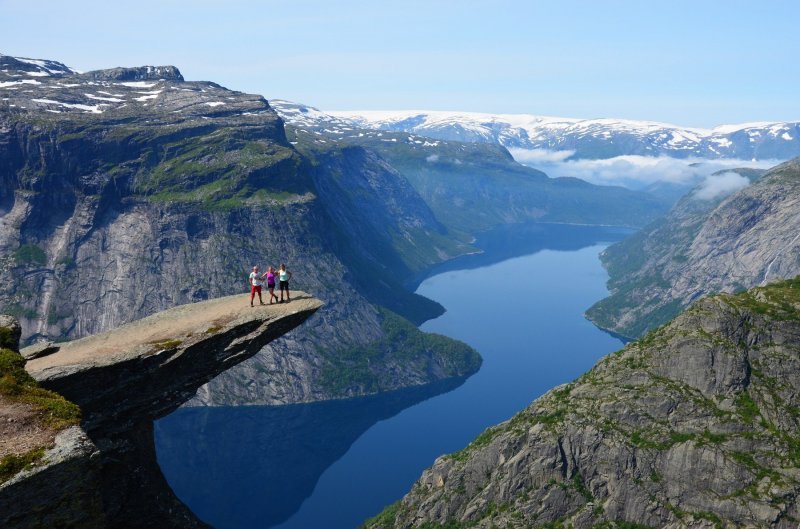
[249, 264, 292, 306]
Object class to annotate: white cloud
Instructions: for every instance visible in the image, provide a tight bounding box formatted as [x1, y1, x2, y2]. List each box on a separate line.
[693, 171, 751, 200]
[507, 148, 575, 164]
[425, 154, 439, 162]
[509, 149, 780, 190]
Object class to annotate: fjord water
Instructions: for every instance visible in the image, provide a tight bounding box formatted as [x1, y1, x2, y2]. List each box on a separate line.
[155, 224, 629, 529]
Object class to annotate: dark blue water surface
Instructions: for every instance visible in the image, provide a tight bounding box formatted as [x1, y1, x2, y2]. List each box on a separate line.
[155, 223, 630, 529]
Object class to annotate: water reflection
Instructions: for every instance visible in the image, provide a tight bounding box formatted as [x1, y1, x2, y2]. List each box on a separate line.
[155, 377, 467, 528]
[409, 222, 633, 288]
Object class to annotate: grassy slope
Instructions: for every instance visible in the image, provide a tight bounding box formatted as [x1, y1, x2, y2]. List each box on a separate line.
[0, 324, 81, 484]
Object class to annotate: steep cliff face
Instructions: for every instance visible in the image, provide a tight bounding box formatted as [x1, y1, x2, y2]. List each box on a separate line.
[0, 54, 477, 407]
[368, 277, 800, 529]
[587, 161, 799, 339]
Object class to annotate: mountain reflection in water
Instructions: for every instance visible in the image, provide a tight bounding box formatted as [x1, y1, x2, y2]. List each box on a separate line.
[155, 377, 467, 528]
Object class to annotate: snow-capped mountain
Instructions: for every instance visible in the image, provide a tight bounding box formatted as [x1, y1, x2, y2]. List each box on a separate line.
[324, 109, 800, 161]
[270, 99, 450, 148]
[0, 54, 269, 119]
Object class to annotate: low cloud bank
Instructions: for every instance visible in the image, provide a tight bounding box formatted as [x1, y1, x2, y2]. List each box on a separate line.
[509, 149, 781, 192]
[507, 148, 575, 164]
[694, 171, 751, 200]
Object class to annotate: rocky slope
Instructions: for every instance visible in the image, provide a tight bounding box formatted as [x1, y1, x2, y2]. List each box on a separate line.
[0, 53, 479, 407]
[366, 277, 800, 529]
[325, 108, 800, 160]
[274, 100, 670, 236]
[587, 160, 800, 339]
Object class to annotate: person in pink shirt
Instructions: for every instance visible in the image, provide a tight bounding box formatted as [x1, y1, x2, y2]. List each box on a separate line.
[265, 266, 279, 304]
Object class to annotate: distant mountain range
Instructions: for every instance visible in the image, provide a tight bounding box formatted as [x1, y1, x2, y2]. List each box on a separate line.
[271, 100, 670, 235]
[299, 107, 800, 161]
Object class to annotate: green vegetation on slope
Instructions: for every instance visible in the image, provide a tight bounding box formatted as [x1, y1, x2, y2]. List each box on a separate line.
[586, 166, 775, 339]
[0, 320, 82, 484]
[13, 244, 47, 267]
[357, 135, 668, 235]
[134, 128, 308, 210]
[0, 347, 81, 430]
[319, 308, 481, 397]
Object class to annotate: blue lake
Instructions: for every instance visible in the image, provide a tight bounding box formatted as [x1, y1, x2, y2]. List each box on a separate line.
[155, 223, 630, 529]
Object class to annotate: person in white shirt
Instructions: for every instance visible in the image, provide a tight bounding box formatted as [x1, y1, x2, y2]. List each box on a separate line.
[278, 263, 293, 303]
[249, 265, 265, 307]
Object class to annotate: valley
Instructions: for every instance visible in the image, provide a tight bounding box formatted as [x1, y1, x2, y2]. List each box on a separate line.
[155, 223, 628, 528]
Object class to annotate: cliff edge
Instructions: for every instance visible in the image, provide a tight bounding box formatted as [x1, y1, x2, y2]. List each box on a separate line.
[0, 293, 322, 528]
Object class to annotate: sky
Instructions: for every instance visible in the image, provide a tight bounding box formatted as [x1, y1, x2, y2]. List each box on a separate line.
[2, 0, 799, 127]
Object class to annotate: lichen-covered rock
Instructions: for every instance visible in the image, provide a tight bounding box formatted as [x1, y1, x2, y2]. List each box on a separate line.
[368, 278, 800, 529]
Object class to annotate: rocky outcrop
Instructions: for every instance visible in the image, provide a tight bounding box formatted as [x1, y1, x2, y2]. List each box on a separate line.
[26, 293, 323, 432]
[0, 315, 103, 528]
[587, 161, 799, 339]
[368, 278, 800, 528]
[2, 295, 321, 528]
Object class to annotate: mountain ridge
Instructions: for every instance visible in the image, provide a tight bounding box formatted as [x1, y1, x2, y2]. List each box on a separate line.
[324, 107, 800, 160]
[273, 99, 671, 237]
[586, 158, 800, 339]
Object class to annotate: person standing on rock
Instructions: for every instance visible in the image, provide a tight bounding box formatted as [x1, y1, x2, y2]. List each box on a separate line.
[249, 266, 265, 307]
[264, 266, 279, 304]
[278, 263, 293, 303]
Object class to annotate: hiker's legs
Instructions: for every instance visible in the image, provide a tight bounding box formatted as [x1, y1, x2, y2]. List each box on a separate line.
[250, 286, 256, 306]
